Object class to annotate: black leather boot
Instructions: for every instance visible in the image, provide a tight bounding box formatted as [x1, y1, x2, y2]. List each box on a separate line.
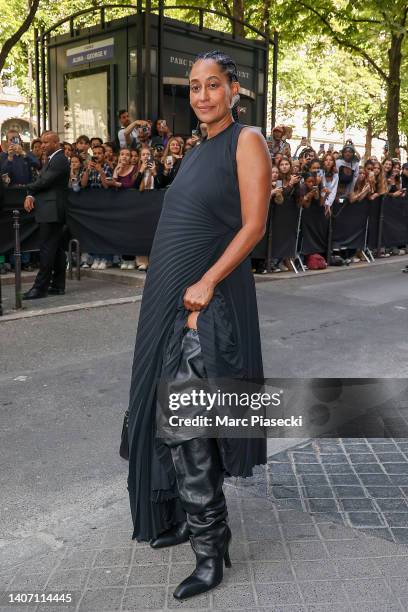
[149, 520, 190, 549]
[169, 437, 232, 600]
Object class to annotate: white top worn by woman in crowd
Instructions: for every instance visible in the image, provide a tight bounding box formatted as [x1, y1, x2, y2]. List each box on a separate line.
[321, 153, 339, 210]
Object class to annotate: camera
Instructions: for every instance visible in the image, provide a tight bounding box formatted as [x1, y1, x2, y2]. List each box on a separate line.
[91, 155, 97, 162]
[141, 125, 149, 133]
[275, 179, 283, 189]
[11, 136, 20, 145]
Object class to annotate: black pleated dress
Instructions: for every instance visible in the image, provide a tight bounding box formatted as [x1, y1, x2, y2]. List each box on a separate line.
[127, 121, 267, 542]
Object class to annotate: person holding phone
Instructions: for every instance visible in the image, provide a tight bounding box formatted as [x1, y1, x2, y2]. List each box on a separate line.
[0, 130, 41, 186]
[157, 136, 184, 187]
[152, 118, 172, 148]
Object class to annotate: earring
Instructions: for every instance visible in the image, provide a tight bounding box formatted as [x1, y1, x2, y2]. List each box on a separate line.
[230, 94, 240, 108]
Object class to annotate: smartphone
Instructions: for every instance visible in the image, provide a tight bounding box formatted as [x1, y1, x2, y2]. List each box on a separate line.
[319, 144, 325, 151]
[191, 129, 199, 137]
[91, 155, 97, 162]
[312, 185, 319, 191]
[276, 180, 283, 189]
[11, 136, 20, 145]
[328, 144, 334, 151]
[166, 155, 173, 167]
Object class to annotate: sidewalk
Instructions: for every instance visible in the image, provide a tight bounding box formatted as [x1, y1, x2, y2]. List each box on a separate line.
[1, 440, 408, 611]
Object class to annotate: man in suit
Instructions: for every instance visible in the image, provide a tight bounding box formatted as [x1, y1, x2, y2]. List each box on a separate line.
[23, 131, 70, 299]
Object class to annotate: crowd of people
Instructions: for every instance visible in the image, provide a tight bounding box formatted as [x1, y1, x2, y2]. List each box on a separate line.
[1, 116, 407, 274]
[259, 125, 408, 272]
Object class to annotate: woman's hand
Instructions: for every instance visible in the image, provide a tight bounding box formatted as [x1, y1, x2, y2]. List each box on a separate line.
[183, 277, 215, 311]
[139, 159, 148, 173]
[271, 187, 283, 197]
[324, 204, 332, 217]
[289, 175, 301, 187]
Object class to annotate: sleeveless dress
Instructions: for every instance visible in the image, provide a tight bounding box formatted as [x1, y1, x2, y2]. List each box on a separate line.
[127, 121, 267, 542]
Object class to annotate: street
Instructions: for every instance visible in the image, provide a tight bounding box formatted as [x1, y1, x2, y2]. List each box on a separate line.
[1, 259, 408, 610]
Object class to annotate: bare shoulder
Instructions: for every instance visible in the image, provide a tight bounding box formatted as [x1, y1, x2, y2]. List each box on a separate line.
[236, 126, 269, 156]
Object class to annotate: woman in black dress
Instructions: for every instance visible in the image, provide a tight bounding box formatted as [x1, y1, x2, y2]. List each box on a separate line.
[126, 50, 272, 599]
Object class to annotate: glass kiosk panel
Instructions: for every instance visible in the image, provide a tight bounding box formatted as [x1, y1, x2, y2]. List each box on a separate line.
[64, 68, 110, 142]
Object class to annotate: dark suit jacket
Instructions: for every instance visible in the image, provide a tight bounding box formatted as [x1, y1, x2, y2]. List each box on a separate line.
[26, 149, 70, 224]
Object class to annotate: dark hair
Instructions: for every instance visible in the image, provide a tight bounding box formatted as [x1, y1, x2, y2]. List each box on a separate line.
[192, 50, 240, 121]
[92, 145, 105, 153]
[90, 137, 103, 146]
[118, 109, 128, 118]
[31, 138, 41, 149]
[76, 135, 90, 144]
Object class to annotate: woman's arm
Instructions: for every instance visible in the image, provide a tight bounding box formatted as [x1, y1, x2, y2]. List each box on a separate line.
[183, 128, 272, 312]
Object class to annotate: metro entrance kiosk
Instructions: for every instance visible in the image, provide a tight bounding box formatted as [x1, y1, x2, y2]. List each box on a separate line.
[39, 6, 272, 141]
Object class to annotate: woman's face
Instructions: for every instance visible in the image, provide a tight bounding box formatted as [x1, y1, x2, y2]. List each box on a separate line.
[393, 162, 401, 173]
[140, 148, 151, 163]
[323, 156, 334, 172]
[71, 156, 81, 172]
[310, 161, 321, 173]
[130, 150, 139, 165]
[383, 160, 392, 172]
[119, 149, 131, 165]
[271, 167, 279, 182]
[32, 142, 42, 158]
[305, 177, 315, 189]
[64, 143, 73, 158]
[189, 59, 239, 125]
[279, 159, 291, 174]
[292, 161, 300, 173]
[373, 163, 381, 176]
[169, 139, 181, 155]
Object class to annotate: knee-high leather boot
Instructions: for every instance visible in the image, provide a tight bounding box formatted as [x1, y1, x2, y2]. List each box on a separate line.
[170, 436, 232, 600]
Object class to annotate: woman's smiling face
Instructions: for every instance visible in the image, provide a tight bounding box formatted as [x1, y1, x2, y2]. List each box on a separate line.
[189, 59, 239, 124]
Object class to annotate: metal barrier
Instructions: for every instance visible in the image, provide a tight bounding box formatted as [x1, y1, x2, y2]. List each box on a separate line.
[68, 239, 81, 281]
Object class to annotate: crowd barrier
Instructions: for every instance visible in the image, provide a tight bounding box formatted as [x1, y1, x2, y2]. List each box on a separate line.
[1, 188, 408, 260]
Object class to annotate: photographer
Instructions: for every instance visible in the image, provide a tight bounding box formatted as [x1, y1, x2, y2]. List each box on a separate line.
[270, 125, 291, 158]
[157, 136, 184, 187]
[299, 171, 322, 209]
[80, 145, 112, 190]
[117, 110, 139, 149]
[387, 159, 404, 198]
[133, 145, 160, 191]
[0, 130, 40, 186]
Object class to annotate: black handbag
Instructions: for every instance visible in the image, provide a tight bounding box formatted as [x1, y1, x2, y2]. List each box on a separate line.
[119, 409, 129, 460]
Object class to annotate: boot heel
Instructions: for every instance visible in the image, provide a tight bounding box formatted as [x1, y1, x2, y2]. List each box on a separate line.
[224, 547, 232, 568]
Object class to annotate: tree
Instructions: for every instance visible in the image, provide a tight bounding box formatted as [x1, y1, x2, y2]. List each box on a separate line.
[276, 0, 407, 155]
[0, 0, 40, 75]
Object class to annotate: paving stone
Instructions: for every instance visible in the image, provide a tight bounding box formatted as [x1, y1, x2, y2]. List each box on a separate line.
[332, 486, 367, 499]
[268, 462, 296, 475]
[316, 523, 355, 541]
[78, 587, 123, 611]
[46, 569, 89, 589]
[341, 577, 396, 603]
[277, 510, 314, 524]
[281, 523, 320, 542]
[349, 604, 403, 612]
[338, 498, 375, 511]
[93, 546, 133, 568]
[383, 512, 408, 527]
[271, 485, 301, 499]
[212, 583, 256, 608]
[326, 474, 361, 486]
[299, 580, 347, 604]
[364, 485, 402, 498]
[295, 464, 325, 474]
[252, 560, 294, 582]
[59, 548, 96, 569]
[384, 463, 408, 474]
[302, 486, 335, 499]
[293, 453, 320, 464]
[324, 464, 355, 475]
[133, 545, 171, 565]
[320, 455, 349, 465]
[128, 563, 168, 585]
[101, 530, 135, 547]
[375, 498, 408, 511]
[306, 498, 339, 513]
[334, 558, 381, 579]
[287, 541, 329, 560]
[271, 475, 299, 487]
[122, 586, 166, 610]
[358, 473, 393, 486]
[248, 540, 287, 561]
[300, 475, 330, 486]
[86, 567, 128, 588]
[347, 453, 377, 464]
[375, 452, 405, 463]
[353, 464, 384, 474]
[390, 528, 408, 543]
[220, 561, 251, 585]
[325, 541, 369, 559]
[388, 474, 408, 485]
[7, 570, 50, 590]
[373, 555, 408, 577]
[244, 521, 281, 540]
[256, 582, 303, 606]
[346, 512, 385, 527]
[292, 559, 338, 580]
